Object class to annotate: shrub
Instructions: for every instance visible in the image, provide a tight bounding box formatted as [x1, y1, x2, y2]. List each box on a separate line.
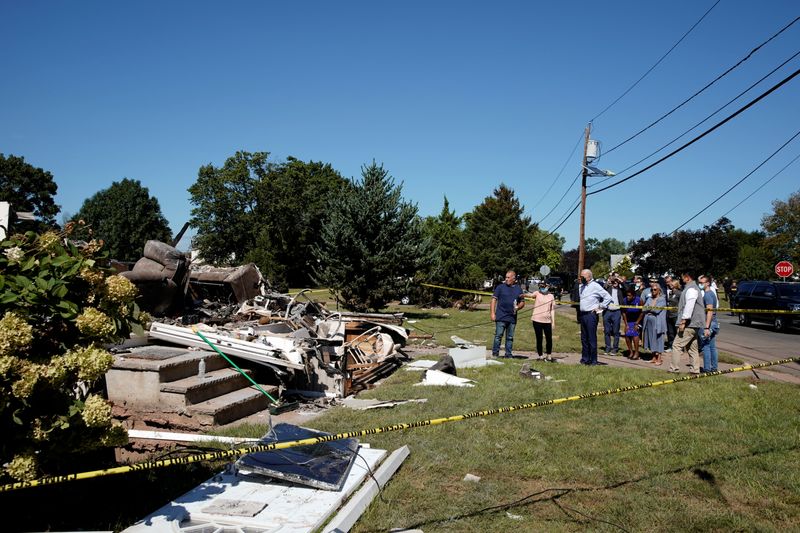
[0, 225, 144, 482]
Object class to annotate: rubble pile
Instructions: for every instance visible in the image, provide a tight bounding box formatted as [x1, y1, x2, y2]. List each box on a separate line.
[116, 240, 409, 400]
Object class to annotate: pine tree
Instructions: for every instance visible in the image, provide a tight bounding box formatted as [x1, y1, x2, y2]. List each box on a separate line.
[313, 162, 430, 311]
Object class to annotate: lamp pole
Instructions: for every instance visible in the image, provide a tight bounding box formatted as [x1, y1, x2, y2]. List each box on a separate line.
[577, 122, 591, 275]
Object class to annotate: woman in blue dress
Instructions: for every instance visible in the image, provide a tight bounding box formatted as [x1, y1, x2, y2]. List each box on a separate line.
[622, 288, 642, 359]
[637, 285, 667, 365]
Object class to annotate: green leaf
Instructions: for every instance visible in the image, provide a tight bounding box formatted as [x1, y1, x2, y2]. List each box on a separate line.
[0, 292, 19, 304]
[20, 256, 37, 271]
[35, 277, 48, 290]
[52, 284, 69, 299]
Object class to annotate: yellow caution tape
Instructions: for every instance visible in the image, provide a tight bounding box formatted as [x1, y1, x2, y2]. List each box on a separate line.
[420, 283, 800, 314]
[1, 356, 797, 493]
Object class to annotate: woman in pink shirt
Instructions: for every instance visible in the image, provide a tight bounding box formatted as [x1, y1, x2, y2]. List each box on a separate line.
[530, 282, 556, 361]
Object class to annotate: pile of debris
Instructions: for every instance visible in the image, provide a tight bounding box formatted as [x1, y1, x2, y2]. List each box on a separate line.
[115, 240, 410, 400]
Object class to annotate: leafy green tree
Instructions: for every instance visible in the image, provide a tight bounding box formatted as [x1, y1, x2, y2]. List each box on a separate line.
[312, 162, 430, 311]
[0, 154, 60, 232]
[732, 244, 773, 280]
[188, 151, 269, 266]
[247, 157, 346, 288]
[762, 189, 800, 263]
[465, 184, 563, 279]
[72, 178, 172, 262]
[630, 218, 739, 277]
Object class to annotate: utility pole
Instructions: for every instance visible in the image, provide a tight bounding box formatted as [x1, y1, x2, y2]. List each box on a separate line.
[577, 122, 591, 276]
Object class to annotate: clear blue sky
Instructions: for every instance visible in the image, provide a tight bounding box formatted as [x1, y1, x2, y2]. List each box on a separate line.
[2, 1, 798, 250]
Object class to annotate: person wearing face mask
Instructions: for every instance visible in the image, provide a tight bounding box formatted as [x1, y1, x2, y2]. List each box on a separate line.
[602, 276, 626, 356]
[530, 281, 556, 361]
[578, 269, 613, 365]
[696, 274, 719, 372]
[669, 271, 705, 374]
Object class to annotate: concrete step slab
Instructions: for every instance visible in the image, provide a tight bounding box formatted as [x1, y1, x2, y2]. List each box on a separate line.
[160, 368, 254, 407]
[187, 385, 278, 426]
[112, 349, 229, 382]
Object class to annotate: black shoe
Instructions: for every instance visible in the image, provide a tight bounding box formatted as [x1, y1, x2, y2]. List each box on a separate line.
[590, 362, 608, 366]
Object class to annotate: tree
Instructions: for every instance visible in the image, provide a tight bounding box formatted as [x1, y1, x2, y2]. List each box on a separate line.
[188, 151, 269, 266]
[464, 184, 563, 280]
[312, 162, 430, 311]
[247, 157, 346, 288]
[72, 178, 172, 262]
[0, 154, 60, 232]
[629, 218, 739, 277]
[732, 244, 773, 280]
[188, 152, 346, 288]
[762, 189, 800, 263]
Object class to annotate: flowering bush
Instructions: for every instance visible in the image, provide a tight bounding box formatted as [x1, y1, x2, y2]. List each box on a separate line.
[0, 227, 144, 482]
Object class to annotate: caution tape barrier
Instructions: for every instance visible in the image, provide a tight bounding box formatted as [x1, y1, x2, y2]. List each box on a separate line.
[1, 357, 798, 493]
[420, 283, 800, 314]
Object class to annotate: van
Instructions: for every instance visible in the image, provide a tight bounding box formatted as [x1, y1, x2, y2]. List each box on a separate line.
[733, 281, 800, 331]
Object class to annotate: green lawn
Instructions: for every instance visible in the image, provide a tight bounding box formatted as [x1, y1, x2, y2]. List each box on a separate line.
[225, 357, 800, 532]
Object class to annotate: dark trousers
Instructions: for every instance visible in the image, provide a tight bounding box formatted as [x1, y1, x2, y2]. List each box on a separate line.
[666, 315, 677, 348]
[603, 309, 621, 353]
[579, 311, 599, 364]
[532, 321, 553, 356]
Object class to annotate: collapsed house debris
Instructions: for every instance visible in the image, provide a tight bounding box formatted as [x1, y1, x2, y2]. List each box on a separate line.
[107, 240, 411, 428]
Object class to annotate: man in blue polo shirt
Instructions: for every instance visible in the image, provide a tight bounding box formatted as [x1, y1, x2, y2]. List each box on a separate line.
[491, 270, 525, 358]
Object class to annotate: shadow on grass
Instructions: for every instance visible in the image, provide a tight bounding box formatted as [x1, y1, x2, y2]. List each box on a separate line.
[379, 444, 799, 533]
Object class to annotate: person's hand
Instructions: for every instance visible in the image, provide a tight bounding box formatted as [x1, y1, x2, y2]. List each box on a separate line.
[490, 314, 496, 322]
[595, 308, 603, 315]
[678, 323, 685, 333]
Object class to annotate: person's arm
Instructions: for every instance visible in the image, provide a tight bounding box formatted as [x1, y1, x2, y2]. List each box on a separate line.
[704, 294, 715, 331]
[490, 297, 497, 322]
[679, 288, 698, 331]
[550, 297, 556, 330]
[516, 289, 525, 311]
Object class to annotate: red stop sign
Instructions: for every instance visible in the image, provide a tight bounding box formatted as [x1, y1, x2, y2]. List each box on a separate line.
[775, 261, 794, 278]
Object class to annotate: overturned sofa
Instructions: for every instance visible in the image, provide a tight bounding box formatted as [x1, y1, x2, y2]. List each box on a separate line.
[120, 240, 190, 315]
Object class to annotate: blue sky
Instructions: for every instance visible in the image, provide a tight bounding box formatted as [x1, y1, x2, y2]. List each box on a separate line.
[2, 1, 799, 250]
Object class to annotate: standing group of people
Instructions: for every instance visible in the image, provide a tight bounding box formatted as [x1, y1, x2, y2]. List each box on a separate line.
[490, 268, 720, 374]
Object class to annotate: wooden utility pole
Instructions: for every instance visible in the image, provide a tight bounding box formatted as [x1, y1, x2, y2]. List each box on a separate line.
[577, 123, 591, 276]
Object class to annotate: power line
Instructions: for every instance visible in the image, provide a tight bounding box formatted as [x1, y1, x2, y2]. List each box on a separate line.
[604, 15, 800, 156]
[670, 128, 800, 234]
[590, 48, 800, 190]
[547, 200, 581, 234]
[590, 0, 721, 122]
[587, 65, 800, 196]
[532, 130, 585, 210]
[720, 152, 800, 219]
[537, 169, 582, 224]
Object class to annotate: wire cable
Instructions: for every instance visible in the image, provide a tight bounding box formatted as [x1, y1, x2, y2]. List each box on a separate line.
[533, 131, 586, 210]
[669, 129, 800, 234]
[720, 152, 800, 219]
[604, 15, 800, 156]
[547, 200, 582, 234]
[537, 170, 582, 224]
[587, 66, 800, 196]
[590, 47, 800, 189]
[590, 0, 721, 122]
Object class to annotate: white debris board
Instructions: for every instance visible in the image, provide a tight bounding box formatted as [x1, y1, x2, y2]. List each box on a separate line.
[124, 447, 387, 533]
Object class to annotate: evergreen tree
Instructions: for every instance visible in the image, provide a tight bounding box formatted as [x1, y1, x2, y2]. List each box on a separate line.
[313, 162, 430, 311]
[464, 184, 562, 279]
[72, 178, 172, 261]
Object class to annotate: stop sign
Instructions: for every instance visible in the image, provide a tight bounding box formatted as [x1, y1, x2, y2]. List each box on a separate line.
[775, 261, 794, 278]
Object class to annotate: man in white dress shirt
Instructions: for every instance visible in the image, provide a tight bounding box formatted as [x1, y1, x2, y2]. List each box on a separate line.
[578, 269, 613, 365]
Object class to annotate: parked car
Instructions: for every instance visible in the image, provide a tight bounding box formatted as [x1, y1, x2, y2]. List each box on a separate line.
[546, 276, 564, 299]
[733, 280, 800, 331]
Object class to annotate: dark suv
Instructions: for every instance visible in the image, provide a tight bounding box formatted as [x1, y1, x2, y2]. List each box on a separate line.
[734, 281, 800, 331]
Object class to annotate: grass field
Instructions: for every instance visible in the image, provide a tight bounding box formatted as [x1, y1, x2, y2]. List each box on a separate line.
[223, 356, 800, 532]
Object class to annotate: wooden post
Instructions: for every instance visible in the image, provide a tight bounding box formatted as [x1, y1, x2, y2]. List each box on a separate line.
[577, 123, 591, 276]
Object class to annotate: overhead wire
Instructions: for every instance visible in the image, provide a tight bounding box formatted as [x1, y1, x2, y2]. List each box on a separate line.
[590, 47, 800, 189]
[604, 14, 800, 156]
[537, 170, 583, 224]
[547, 200, 582, 234]
[590, 0, 722, 122]
[719, 152, 800, 219]
[669, 128, 800, 234]
[586, 66, 800, 196]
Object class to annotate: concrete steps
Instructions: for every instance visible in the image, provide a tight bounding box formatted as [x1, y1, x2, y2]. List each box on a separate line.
[160, 367, 255, 408]
[187, 385, 278, 426]
[106, 345, 278, 428]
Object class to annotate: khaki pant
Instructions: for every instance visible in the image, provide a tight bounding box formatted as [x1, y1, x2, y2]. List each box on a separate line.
[670, 327, 700, 373]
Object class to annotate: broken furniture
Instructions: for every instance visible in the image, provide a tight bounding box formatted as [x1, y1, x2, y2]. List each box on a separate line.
[188, 263, 263, 304]
[120, 240, 190, 315]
